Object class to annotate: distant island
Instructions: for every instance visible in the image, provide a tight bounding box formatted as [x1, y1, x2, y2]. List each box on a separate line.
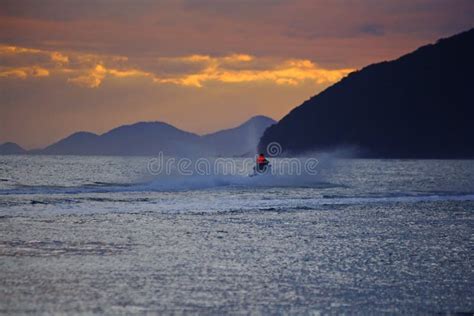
[0, 142, 26, 155]
[259, 28, 474, 158]
[0, 116, 275, 157]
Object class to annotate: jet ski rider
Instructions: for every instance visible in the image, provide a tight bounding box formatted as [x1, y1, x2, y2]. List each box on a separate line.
[256, 153, 269, 172]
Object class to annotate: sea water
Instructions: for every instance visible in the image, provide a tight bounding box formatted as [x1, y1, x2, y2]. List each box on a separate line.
[0, 155, 473, 314]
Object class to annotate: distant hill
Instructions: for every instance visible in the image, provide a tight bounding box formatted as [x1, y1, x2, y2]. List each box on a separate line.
[42, 122, 201, 156]
[0, 142, 26, 155]
[202, 115, 276, 156]
[34, 115, 275, 156]
[259, 28, 474, 158]
[42, 132, 100, 155]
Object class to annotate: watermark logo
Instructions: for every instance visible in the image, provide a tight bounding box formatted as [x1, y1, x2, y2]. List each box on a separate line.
[266, 141, 282, 157]
[147, 142, 318, 176]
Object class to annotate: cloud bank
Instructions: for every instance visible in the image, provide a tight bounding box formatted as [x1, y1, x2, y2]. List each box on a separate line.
[0, 45, 354, 88]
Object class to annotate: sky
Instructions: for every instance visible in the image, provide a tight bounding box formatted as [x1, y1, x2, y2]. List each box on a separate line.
[1, 0, 473, 149]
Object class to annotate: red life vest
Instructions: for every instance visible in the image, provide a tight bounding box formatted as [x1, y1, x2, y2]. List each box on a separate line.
[257, 155, 266, 163]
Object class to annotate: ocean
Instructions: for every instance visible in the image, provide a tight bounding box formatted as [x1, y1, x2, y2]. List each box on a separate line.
[0, 155, 473, 314]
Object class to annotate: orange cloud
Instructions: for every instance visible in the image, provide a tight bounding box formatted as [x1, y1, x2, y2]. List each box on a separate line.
[50, 52, 69, 65]
[67, 64, 107, 88]
[0, 44, 355, 88]
[0, 65, 49, 79]
[68, 64, 153, 88]
[154, 55, 353, 87]
[0, 45, 42, 55]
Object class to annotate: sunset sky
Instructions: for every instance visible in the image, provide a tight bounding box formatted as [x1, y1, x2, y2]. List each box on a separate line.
[1, 0, 473, 148]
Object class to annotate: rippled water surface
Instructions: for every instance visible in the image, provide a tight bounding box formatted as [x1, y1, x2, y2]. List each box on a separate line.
[0, 156, 473, 314]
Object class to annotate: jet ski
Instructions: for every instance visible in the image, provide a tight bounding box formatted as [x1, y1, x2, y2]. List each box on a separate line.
[249, 163, 272, 177]
[249, 153, 272, 177]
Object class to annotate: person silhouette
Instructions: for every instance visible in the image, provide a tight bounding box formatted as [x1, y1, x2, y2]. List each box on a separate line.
[256, 153, 269, 172]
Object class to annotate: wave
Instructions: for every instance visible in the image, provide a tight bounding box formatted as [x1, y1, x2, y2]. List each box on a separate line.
[1, 191, 474, 215]
[0, 174, 336, 195]
[317, 193, 474, 204]
[1, 174, 474, 213]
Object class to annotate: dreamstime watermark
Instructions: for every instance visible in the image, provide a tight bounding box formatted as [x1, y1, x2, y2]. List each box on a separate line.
[147, 142, 319, 176]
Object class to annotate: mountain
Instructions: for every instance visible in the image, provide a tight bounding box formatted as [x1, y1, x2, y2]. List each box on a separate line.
[37, 115, 275, 156]
[202, 115, 276, 156]
[42, 132, 100, 155]
[259, 28, 474, 158]
[42, 122, 201, 156]
[0, 142, 26, 155]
